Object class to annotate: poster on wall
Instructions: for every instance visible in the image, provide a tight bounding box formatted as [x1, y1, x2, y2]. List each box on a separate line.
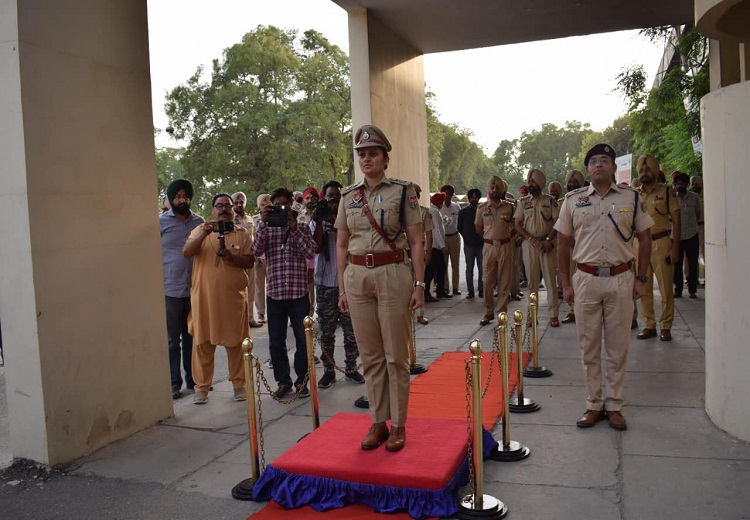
[615, 154, 632, 185]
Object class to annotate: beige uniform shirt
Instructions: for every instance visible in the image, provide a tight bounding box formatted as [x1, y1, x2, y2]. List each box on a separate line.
[234, 213, 255, 242]
[639, 183, 678, 236]
[554, 183, 654, 266]
[420, 205, 433, 245]
[475, 200, 515, 241]
[514, 194, 559, 237]
[335, 177, 422, 254]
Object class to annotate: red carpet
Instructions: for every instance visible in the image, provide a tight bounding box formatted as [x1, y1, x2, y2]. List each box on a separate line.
[249, 350, 527, 519]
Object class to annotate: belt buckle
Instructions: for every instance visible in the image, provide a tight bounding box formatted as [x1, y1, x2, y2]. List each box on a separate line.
[365, 253, 375, 268]
[493, 240, 501, 246]
[595, 267, 611, 277]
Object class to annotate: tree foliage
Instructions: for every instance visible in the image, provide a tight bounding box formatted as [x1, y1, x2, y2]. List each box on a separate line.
[615, 26, 708, 177]
[163, 26, 352, 214]
[573, 114, 634, 173]
[517, 121, 593, 186]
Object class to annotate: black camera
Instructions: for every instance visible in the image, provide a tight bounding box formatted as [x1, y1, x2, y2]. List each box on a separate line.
[267, 205, 289, 227]
[211, 220, 234, 234]
[313, 199, 334, 221]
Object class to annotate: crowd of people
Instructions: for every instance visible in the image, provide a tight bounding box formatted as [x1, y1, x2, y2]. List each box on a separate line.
[159, 129, 705, 446]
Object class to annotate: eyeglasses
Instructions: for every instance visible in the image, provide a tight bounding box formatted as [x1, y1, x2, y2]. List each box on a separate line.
[326, 196, 341, 203]
[589, 157, 613, 165]
[213, 203, 234, 209]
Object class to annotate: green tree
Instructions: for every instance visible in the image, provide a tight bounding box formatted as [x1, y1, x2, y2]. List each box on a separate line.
[491, 139, 524, 194]
[164, 26, 352, 214]
[615, 26, 708, 177]
[517, 121, 593, 186]
[573, 114, 635, 174]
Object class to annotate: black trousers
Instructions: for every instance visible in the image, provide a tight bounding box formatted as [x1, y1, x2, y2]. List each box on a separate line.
[425, 247, 447, 296]
[674, 233, 700, 295]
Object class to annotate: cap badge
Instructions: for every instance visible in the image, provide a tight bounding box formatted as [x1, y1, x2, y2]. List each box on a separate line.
[362, 131, 370, 140]
[605, 146, 610, 153]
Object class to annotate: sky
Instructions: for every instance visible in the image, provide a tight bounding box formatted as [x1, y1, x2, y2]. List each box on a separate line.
[147, 0, 667, 154]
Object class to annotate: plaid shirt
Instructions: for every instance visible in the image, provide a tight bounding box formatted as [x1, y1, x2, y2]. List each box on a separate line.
[253, 221, 315, 300]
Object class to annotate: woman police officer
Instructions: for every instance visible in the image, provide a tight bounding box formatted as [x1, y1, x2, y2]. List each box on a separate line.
[335, 125, 425, 452]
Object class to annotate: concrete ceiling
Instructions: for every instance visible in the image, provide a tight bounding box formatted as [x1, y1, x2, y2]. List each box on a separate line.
[332, 0, 695, 54]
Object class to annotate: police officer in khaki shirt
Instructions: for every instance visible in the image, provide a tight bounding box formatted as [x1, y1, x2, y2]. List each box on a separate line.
[556, 143, 653, 430]
[475, 176, 515, 326]
[635, 153, 681, 342]
[515, 169, 561, 326]
[335, 125, 425, 452]
[559, 170, 586, 324]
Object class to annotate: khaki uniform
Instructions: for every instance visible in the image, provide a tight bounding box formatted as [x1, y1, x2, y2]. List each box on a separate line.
[234, 214, 256, 321]
[514, 194, 560, 319]
[557, 196, 575, 318]
[335, 177, 422, 427]
[475, 199, 515, 317]
[416, 205, 433, 318]
[555, 184, 653, 411]
[639, 183, 679, 330]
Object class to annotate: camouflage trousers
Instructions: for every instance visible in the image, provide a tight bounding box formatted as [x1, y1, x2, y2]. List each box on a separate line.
[315, 284, 359, 372]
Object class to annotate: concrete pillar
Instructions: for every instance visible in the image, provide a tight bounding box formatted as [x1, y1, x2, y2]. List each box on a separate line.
[346, 9, 430, 191]
[0, 0, 172, 465]
[708, 38, 742, 89]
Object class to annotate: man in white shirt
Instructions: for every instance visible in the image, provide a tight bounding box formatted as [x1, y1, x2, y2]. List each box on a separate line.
[425, 192, 449, 300]
[439, 184, 461, 295]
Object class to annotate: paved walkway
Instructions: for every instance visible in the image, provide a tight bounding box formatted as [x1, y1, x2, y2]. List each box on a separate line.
[1, 281, 749, 519]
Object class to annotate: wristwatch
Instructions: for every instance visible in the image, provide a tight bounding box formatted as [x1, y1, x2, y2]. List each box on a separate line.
[636, 275, 648, 283]
[414, 281, 426, 289]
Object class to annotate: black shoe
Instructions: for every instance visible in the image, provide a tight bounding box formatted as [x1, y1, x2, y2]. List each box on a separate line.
[520, 280, 528, 288]
[674, 291, 683, 298]
[466, 293, 475, 299]
[346, 370, 365, 384]
[453, 290, 462, 295]
[425, 293, 438, 302]
[438, 292, 453, 299]
[274, 384, 292, 398]
[318, 371, 336, 388]
[172, 389, 181, 399]
[295, 384, 310, 398]
[478, 291, 484, 298]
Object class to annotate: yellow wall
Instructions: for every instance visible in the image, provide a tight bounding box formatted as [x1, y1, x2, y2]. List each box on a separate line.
[0, 0, 172, 465]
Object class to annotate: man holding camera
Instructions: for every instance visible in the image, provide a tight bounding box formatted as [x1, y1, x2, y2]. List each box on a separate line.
[311, 181, 364, 388]
[253, 187, 317, 398]
[183, 193, 255, 405]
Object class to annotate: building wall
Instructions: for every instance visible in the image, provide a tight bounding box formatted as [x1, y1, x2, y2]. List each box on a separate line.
[0, 0, 172, 465]
[347, 9, 429, 191]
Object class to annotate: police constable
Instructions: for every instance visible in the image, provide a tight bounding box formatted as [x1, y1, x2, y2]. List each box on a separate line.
[475, 176, 515, 326]
[336, 124, 425, 452]
[555, 144, 653, 430]
[515, 168, 561, 327]
[635, 153, 680, 341]
[560, 169, 586, 324]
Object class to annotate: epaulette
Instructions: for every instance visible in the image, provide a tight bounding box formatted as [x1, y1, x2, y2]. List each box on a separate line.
[564, 187, 588, 199]
[618, 184, 638, 192]
[341, 181, 363, 194]
[389, 178, 410, 186]
[519, 194, 532, 202]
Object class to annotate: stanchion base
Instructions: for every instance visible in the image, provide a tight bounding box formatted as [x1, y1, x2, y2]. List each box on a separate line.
[354, 395, 369, 409]
[509, 396, 541, 413]
[231, 478, 257, 501]
[524, 366, 553, 378]
[489, 440, 531, 462]
[409, 363, 428, 374]
[456, 494, 508, 519]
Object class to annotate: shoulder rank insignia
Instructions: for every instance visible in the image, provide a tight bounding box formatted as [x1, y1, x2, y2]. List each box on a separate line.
[575, 195, 591, 207]
[349, 191, 364, 208]
[409, 194, 419, 209]
[342, 181, 362, 195]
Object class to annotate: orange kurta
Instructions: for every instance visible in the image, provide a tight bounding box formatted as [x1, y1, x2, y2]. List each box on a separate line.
[187, 227, 253, 347]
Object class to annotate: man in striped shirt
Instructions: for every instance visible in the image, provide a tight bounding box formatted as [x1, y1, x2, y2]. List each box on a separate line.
[253, 187, 316, 398]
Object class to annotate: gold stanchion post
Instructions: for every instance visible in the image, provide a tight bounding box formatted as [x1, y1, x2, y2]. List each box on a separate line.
[490, 314, 531, 462]
[524, 292, 553, 378]
[232, 338, 261, 500]
[508, 310, 540, 413]
[304, 317, 320, 430]
[456, 340, 507, 519]
[409, 311, 428, 374]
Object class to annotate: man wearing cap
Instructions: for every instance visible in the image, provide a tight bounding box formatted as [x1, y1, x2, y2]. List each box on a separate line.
[232, 192, 262, 328]
[458, 188, 484, 299]
[476, 176, 515, 326]
[336, 124, 425, 452]
[414, 184, 433, 322]
[183, 193, 255, 405]
[555, 144, 653, 430]
[672, 172, 701, 298]
[160, 179, 205, 399]
[636, 154, 680, 341]
[425, 192, 448, 299]
[439, 184, 461, 296]
[558, 170, 586, 324]
[515, 169, 561, 327]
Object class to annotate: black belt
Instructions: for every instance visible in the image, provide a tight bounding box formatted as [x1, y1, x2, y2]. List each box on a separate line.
[445, 232, 458, 237]
[652, 230, 670, 240]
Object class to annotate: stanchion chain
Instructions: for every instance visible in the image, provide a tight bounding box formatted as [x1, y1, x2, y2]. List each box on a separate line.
[480, 328, 502, 398]
[254, 354, 311, 405]
[312, 324, 363, 377]
[463, 359, 476, 498]
[522, 302, 532, 354]
[252, 355, 267, 471]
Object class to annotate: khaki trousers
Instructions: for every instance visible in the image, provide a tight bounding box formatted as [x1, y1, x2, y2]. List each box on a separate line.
[511, 244, 522, 294]
[522, 242, 559, 318]
[192, 342, 245, 392]
[245, 266, 256, 320]
[443, 234, 461, 293]
[641, 237, 675, 330]
[344, 261, 413, 427]
[254, 258, 266, 316]
[482, 242, 513, 317]
[573, 270, 633, 411]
